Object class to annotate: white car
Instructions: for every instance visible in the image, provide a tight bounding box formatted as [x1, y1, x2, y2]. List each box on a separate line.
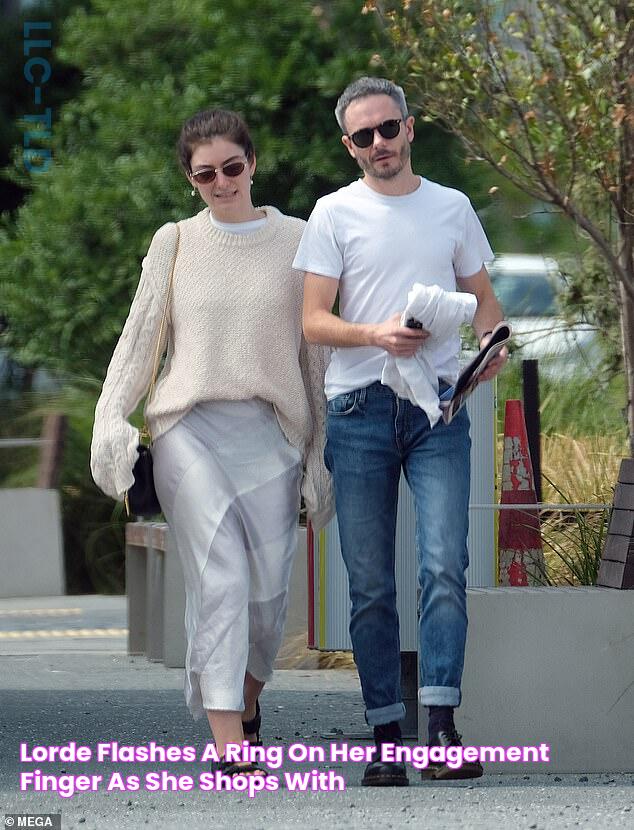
[486, 254, 601, 378]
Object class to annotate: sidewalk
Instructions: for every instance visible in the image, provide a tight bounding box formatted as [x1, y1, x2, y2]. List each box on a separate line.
[1, 595, 632, 829]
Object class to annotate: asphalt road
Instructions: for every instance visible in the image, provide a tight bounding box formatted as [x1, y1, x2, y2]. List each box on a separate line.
[0, 596, 632, 829]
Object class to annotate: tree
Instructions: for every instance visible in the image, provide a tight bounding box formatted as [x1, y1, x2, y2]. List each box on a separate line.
[0, 0, 386, 379]
[370, 0, 634, 447]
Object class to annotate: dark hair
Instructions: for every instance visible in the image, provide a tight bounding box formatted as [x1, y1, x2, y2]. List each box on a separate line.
[177, 109, 255, 174]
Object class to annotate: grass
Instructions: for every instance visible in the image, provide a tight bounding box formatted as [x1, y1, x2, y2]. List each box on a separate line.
[530, 502, 609, 587]
[540, 433, 625, 505]
[275, 633, 356, 671]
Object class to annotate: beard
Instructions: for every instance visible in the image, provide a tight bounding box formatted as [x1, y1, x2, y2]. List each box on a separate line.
[356, 139, 410, 180]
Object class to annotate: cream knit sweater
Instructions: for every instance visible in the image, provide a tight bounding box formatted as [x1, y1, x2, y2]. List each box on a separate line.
[90, 206, 333, 530]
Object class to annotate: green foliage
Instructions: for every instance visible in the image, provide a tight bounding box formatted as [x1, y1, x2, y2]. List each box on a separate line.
[0, 0, 386, 379]
[7, 0, 613, 595]
[559, 246, 623, 369]
[377, 0, 627, 204]
[496, 363, 621, 587]
[497, 359, 627, 437]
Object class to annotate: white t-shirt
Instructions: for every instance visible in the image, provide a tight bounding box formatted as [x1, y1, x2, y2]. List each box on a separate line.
[209, 215, 267, 234]
[293, 177, 494, 398]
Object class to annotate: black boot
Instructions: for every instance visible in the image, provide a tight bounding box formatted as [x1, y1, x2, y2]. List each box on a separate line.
[361, 721, 409, 787]
[423, 710, 484, 781]
[428, 705, 455, 743]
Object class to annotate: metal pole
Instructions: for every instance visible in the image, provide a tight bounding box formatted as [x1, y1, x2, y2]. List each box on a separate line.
[522, 359, 542, 502]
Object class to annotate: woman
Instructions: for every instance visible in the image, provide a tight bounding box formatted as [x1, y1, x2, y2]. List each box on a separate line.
[90, 109, 333, 774]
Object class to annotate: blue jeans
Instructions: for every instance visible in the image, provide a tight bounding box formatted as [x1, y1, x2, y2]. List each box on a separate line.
[324, 381, 471, 725]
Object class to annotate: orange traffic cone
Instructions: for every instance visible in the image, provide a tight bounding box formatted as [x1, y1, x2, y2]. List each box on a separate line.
[498, 400, 545, 586]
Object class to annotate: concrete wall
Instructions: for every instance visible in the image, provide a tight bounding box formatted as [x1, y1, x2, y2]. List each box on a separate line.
[0, 488, 64, 597]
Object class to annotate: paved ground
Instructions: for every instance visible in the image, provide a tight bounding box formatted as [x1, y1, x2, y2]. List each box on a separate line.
[0, 596, 632, 829]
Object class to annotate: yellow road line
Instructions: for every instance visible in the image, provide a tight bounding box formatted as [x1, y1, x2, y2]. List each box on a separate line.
[0, 608, 82, 617]
[0, 628, 128, 639]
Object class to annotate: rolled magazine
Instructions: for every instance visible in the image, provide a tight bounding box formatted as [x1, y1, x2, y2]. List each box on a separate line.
[439, 321, 512, 425]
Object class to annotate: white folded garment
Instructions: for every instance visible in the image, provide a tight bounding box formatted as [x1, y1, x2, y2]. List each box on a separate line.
[381, 283, 478, 426]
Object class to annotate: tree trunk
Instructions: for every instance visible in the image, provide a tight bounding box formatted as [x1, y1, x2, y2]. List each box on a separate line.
[620, 279, 634, 457]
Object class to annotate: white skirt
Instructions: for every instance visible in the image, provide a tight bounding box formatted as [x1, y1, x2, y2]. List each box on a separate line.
[152, 398, 302, 720]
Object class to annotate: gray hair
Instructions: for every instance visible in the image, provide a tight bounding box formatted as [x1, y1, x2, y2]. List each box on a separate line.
[335, 77, 408, 132]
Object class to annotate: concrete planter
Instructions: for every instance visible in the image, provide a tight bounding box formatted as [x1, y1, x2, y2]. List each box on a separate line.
[418, 586, 634, 773]
[0, 488, 64, 597]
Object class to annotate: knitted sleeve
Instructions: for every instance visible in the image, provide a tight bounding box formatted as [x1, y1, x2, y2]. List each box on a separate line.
[299, 336, 334, 532]
[90, 223, 177, 501]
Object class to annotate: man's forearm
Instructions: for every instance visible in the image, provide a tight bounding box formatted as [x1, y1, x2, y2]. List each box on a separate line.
[472, 294, 504, 345]
[304, 308, 377, 348]
[456, 267, 504, 345]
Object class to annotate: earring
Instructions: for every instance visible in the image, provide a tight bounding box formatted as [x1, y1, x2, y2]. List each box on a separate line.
[191, 188, 196, 196]
[250, 178, 254, 185]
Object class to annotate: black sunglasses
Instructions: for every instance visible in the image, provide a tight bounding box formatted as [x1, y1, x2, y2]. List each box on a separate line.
[190, 160, 247, 185]
[349, 118, 402, 148]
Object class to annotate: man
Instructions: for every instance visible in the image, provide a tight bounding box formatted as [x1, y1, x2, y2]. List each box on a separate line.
[293, 77, 507, 785]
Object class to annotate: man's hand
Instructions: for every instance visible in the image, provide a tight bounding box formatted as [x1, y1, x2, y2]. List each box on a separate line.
[371, 313, 430, 357]
[303, 274, 430, 352]
[477, 331, 508, 382]
[456, 265, 507, 382]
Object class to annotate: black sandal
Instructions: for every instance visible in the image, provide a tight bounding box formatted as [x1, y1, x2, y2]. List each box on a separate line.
[214, 758, 265, 777]
[241, 699, 262, 746]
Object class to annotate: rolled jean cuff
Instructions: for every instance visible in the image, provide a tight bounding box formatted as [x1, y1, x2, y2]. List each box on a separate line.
[418, 686, 461, 707]
[365, 702, 406, 726]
